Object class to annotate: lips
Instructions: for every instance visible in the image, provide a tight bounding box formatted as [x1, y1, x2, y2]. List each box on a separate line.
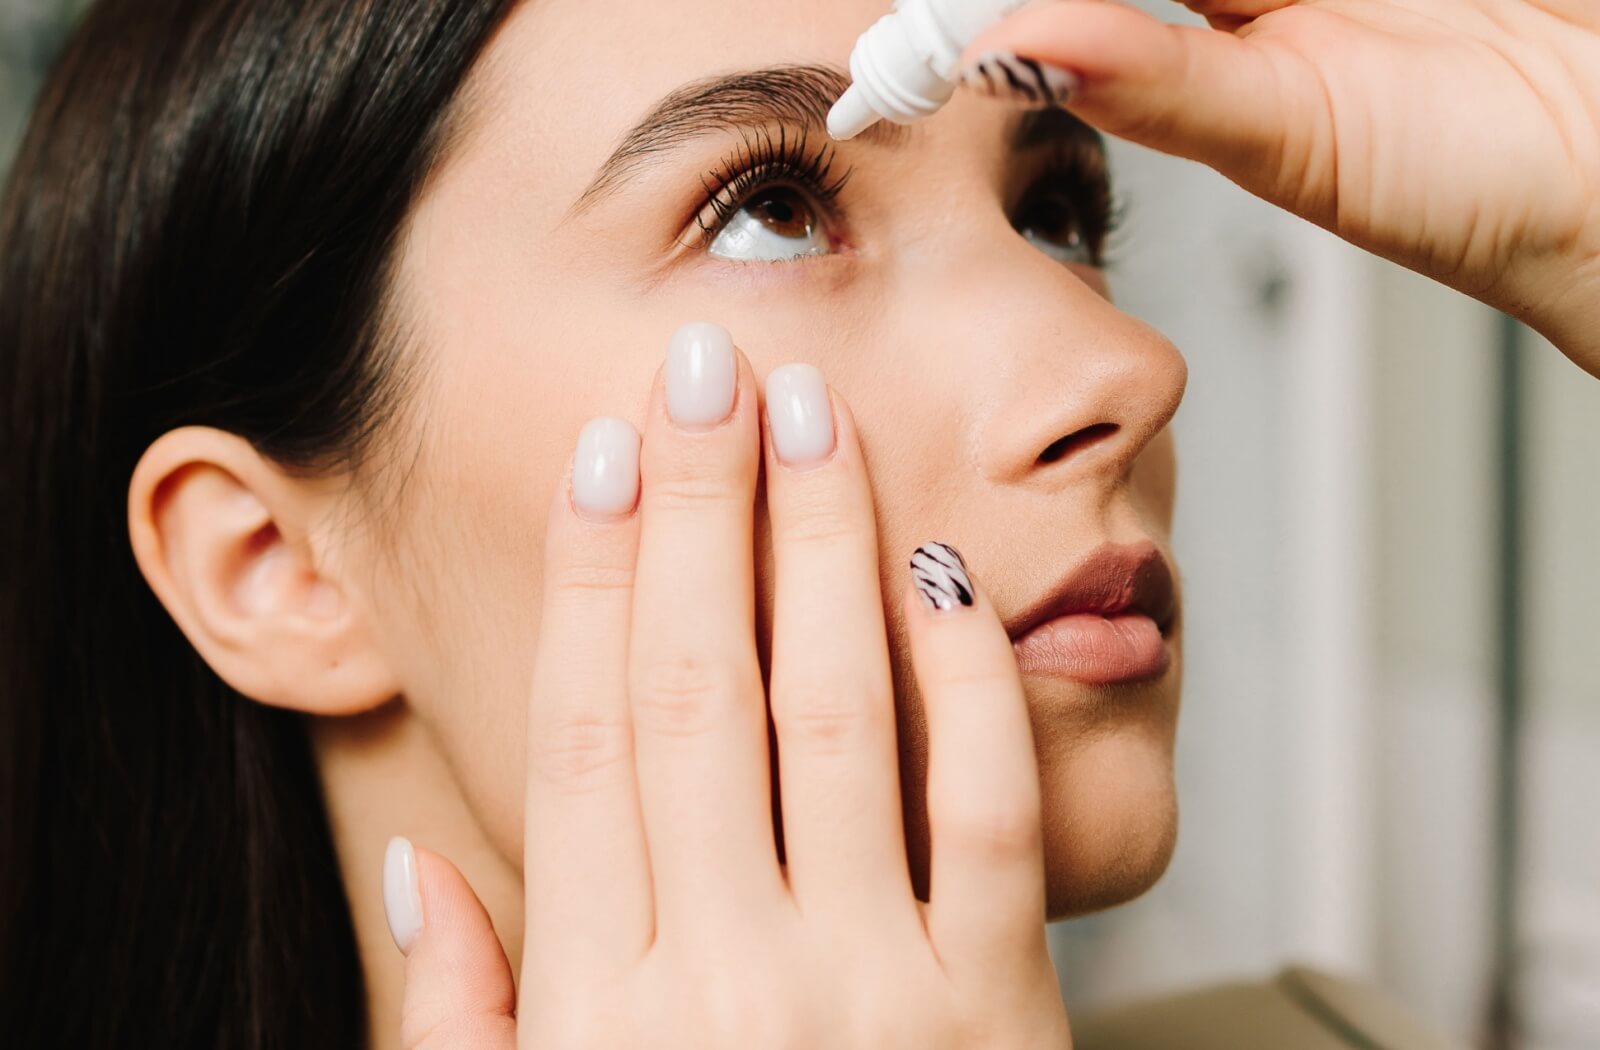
[1005, 541, 1177, 685]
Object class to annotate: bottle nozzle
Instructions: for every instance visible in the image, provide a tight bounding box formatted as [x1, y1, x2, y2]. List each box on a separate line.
[827, 85, 882, 141]
[828, 0, 1032, 143]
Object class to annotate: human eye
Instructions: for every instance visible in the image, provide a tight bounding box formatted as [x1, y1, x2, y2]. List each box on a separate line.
[1011, 156, 1119, 269]
[693, 127, 851, 263]
[1015, 177, 1095, 265]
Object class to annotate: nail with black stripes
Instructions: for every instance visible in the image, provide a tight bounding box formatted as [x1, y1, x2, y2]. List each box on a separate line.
[958, 51, 1078, 108]
[911, 543, 976, 612]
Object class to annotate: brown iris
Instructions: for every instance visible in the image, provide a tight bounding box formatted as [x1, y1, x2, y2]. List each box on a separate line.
[1017, 185, 1085, 256]
[743, 187, 817, 240]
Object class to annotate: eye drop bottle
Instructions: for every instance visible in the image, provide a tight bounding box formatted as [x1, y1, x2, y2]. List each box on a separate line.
[828, 0, 1036, 141]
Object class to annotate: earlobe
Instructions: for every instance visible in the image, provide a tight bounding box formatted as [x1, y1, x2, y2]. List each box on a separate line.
[127, 425, 401, 716]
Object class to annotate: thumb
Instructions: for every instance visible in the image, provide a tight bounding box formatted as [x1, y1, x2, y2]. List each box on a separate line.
[965, 1, 1323, 211]
[383, 837, 518, 1050]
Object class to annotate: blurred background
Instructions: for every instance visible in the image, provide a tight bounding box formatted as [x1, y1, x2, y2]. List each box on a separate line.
[3, 2, 1595, 1048]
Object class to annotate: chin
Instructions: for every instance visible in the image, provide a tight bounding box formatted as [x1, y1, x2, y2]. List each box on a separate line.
[892, 663, 1182, 918]
[1038, 728, 1179, 920]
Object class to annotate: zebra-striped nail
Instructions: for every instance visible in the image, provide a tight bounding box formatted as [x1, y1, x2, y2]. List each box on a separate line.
[958, 51, 1078, 108]
[911, 543, 976, 612]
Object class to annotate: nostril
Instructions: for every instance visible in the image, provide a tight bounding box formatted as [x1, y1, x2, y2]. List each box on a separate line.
[1038, 423, 1119, 464]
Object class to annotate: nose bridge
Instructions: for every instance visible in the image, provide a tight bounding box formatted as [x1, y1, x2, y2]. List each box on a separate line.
[922, 242, 1188, 488]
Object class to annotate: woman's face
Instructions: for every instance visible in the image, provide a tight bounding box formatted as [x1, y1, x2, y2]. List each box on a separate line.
[363, 0, 1186, 919]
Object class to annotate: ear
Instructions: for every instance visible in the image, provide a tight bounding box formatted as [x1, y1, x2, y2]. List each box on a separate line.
[127, 426, 401, 715]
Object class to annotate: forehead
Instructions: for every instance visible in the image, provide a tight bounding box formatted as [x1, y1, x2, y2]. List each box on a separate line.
[510, 0, 880, 87]
[457, 0, 886, 197]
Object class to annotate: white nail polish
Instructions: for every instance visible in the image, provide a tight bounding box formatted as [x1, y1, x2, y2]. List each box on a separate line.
[765, 364, 835, 469]
[383, 836, 423, 955]
[571, 416, 641, 519]
[666, 321, 737, 428]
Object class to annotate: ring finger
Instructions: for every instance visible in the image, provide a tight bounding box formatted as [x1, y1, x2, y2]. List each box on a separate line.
[760, 365, 917, 931]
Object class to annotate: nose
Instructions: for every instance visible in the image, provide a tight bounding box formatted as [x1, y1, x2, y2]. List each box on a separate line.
[949, 245, 1188, 489]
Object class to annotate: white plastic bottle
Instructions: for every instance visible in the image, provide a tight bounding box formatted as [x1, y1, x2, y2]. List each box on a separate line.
[828, 0, 1036, 141]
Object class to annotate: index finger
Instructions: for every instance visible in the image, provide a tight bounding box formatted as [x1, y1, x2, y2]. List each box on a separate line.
[962, 1, 1297, 197]
[522, 416, 653, 988]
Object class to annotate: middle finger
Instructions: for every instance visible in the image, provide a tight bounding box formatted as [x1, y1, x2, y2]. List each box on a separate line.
[628, 321, 784, 932]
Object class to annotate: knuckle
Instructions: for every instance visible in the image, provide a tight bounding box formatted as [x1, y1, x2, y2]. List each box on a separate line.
[935, 795, 1043, 858]
[772, 681, 883, 755]
[769, 471, 866, 541]
[774, 501, 865, 549]
[530, 709, 634, 793]
[521, 1004, 622, 1050]
[928, 669, 1015, 698]
[691, 966, 781, 1047]
[631, 654, 743, 737]
[645, 473, 749, 514]
[547, 560, 635, 596]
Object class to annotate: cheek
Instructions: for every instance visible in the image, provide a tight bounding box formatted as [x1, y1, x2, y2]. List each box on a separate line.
[364, 445, 549, 866]
[357, 327, 644, 867]
[1133, 428, 1180, 529]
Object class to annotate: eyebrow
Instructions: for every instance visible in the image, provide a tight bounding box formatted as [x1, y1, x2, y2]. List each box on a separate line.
[571, 64, 892, 214]
[570, 63, 1106, 215]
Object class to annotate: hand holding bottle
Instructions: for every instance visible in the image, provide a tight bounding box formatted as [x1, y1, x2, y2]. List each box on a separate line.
[966, 0, 1600, 377]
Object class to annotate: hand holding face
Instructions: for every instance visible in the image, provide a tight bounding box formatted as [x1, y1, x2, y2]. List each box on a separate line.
[382, 322, 1072, 1049]
[966, 0, 1600, 377]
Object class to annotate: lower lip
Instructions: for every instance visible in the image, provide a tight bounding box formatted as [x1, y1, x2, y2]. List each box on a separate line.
[1011, 613, 1171, 685]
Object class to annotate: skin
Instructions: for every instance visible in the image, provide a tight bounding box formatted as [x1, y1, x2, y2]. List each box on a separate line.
[122, 0, 1600, 1046]
[128, 0, 1185, 1044]
[972, 0, 1600, 380]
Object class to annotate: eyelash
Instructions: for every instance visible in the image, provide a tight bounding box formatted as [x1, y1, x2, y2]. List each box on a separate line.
[691, 125, 1123, 267]
[694, 125, 850, 244]
[1021, 144, 1124, 268]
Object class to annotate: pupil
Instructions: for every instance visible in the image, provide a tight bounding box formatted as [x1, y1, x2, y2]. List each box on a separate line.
[755, 190, 810, 238]
[1033, 194, 1079, 244]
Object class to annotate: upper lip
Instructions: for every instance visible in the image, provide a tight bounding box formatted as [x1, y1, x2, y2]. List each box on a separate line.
[1003, 541, 1178, 641]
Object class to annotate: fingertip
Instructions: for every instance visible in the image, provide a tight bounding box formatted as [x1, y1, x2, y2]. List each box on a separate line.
[570, 415, 643, 524]
[909, 542, 981, 617]
[961, 0, 1164, 74]
[407, 845, 510, 954]
[826, 384, 860, 451]
[968, 1, 1299, 202]
[383, 835, 423, 956]
[395, 843, 519, 1046]
[410, 845, 466, 928]
[762, 362, 839, 472]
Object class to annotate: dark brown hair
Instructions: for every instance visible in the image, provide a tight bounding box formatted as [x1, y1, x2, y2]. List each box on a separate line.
[0, 1, 516, 1045]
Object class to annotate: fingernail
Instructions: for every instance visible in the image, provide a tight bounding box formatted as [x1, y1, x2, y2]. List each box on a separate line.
[666, 321, 738, 429]
[383, 836, 423, 955]
[911, 543, 976, 611]
[571, 416, 641, 521]
[765, 363, 835, 470]
[959, 51, 1078, 108]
